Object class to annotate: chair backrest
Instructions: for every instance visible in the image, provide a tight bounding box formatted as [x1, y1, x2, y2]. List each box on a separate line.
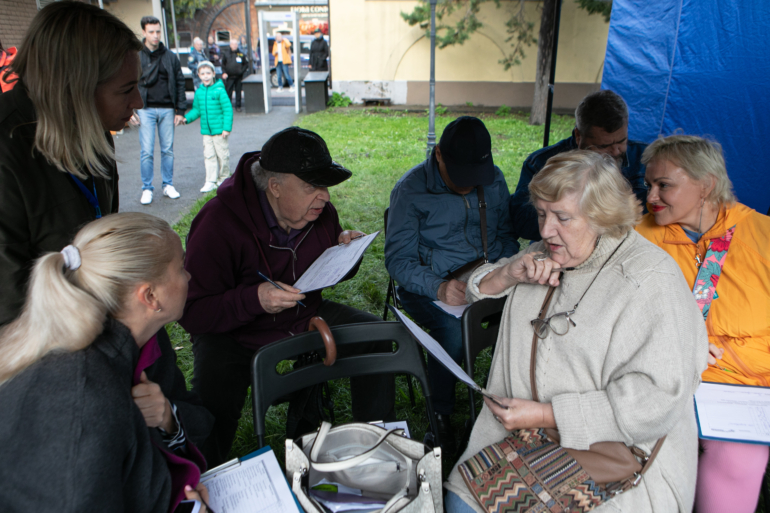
[461, 297, 506, 377]
[382, 207, 401, 318]
[251, 321, 439, 447]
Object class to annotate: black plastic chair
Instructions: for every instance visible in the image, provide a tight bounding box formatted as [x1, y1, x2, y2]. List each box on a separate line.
[461, 297, 507, 424]
[382, 207, 402, 321]
[251, 321, 440, 449]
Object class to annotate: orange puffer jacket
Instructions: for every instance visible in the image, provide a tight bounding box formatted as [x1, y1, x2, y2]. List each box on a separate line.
[637, 203, 770, 386]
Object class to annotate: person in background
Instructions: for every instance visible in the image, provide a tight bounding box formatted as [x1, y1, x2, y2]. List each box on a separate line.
[272, 33, 294, 92]
[637, 135, 770, 513]
[188, 37, 207, 90]
[131, 16, 186, 205]
[0, 213, 213, 512]
[221, 39, 249, 113]
[445, 150, 707, 513]
[0, 1, 141, 326]
[0, 39, 18, 92]
[185, 61, 232, 193]
[509, 90, 648, 242]
[207, 34, 221, 75]
[180, 127, 395, 467]
[309, 28, 329, 71]
[385, 117, 518, 454]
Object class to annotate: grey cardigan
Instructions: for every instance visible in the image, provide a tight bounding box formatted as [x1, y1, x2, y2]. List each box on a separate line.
[445, 231, 709, 512]
[0, 320, 213, 512]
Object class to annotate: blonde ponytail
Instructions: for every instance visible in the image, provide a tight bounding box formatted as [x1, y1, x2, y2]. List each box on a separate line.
[0, 213, 176, 386]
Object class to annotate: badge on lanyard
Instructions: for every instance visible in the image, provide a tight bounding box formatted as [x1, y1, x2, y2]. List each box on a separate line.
[68, 174, 102, 219]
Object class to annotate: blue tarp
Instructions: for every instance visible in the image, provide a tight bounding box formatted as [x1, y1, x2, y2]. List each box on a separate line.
[602, 0, 770, 214]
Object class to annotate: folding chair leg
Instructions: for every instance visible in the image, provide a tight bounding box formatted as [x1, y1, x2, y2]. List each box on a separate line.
[322, 382, 335, 425]
[407, 376, 416, 408]
[383, 286, 392, 321]
[468, 388, 477, 425]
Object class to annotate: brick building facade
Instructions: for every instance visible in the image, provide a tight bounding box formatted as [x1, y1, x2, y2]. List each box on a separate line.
[0, 0, 37, 48]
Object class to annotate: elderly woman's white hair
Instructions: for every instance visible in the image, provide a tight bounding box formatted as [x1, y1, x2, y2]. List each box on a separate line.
[529, 150, 642, 238]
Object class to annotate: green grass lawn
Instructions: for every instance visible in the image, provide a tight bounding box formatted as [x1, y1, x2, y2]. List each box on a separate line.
[168, 109, 574, 472]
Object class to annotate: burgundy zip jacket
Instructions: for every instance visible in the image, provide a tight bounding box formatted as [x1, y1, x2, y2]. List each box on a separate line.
[179, 151, 343, 350]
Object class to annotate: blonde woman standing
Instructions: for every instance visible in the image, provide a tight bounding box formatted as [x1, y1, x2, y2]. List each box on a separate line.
[0, 213, 212, 512]
[0, 1, 143, 325]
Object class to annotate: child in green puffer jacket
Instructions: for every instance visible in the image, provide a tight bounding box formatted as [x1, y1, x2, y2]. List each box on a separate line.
[184, 60, 233, 193]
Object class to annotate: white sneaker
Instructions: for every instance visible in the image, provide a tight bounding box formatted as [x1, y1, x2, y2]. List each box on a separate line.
[163, 185, 181, 199]
[140, 190, 153, 205]
[289, 86, 295, 92]
[200, 182, 217, 193]
[277, 87, 284, 92]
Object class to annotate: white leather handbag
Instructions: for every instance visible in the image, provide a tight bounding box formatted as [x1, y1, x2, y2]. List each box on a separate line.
[285, 421, 443, 512]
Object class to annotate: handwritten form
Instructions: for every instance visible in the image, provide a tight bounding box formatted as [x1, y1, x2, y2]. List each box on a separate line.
[200, 449, 299, 513]
[293, 231, 380, 293]
[695, 382, 770, 445]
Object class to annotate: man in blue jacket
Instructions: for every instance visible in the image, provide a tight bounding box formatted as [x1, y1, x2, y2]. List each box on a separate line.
[509, 89, 648, 241]
[385, 117, 518, 453]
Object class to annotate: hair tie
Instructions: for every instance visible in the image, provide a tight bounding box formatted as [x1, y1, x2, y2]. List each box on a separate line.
[60, 245, 82, 271]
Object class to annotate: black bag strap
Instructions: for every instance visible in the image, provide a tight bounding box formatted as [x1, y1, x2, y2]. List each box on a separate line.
[477, 186, 488, 263]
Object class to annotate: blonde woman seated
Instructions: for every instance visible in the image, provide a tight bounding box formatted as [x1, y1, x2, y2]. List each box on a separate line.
[0, 213, 211, 512]
[637, 135, 770, 513]
[444, 151, 708, 512]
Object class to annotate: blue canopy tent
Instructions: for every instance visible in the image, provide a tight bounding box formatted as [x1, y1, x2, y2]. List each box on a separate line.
[602, 0, 770, 215]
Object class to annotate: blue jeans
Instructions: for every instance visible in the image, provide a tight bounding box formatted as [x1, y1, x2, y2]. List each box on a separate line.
[445, 491, 476, 513]
[397, 287, 462, 416]
[138, 108, 175, 191]
[275, 62, 293, 87]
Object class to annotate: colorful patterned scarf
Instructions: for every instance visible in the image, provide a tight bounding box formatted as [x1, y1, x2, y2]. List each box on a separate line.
[692, 225, 736, 321]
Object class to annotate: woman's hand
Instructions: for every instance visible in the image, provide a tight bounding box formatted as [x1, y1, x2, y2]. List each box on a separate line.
[478, 252, 561, 295]
[184, 483, 211, 512]
[132, 372, 175, 432]
[483, 394, 556, 432]
[708, 343, 725, 366]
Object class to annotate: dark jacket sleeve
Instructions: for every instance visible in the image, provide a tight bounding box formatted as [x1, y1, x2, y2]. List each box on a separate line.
[171, 53, 187, 114]
[180, 209, 267, 335]
[508, 157, 542, 241]
[0, 160, 31, 326]
[145, 327, 214, 447]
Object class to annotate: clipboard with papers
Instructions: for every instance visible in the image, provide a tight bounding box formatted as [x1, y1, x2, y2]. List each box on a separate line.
[200, 446, 303, 513]
[388, 305, 508, 409]
[694, 381, 770, 446]
[292, 231, 380, 293]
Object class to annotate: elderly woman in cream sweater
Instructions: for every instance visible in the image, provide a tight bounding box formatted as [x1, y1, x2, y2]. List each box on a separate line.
[444, 150, 708, 513]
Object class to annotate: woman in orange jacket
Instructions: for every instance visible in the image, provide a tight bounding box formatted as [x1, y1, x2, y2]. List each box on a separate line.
[637, 135, 770, 513]
[271, 33, 294, 91]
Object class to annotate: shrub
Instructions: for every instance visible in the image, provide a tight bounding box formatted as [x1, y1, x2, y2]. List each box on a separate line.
[496, 104, 511, 116]
[328, 92, 353, 108]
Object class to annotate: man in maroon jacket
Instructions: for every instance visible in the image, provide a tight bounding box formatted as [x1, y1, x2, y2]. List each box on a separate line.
[180, 127, 395, 466]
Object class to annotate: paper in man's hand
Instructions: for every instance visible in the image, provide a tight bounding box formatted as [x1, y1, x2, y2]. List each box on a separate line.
[293, 231, 380, 293]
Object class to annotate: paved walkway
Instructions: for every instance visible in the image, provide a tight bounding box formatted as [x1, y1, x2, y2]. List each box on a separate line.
[115, 104, 299, 225]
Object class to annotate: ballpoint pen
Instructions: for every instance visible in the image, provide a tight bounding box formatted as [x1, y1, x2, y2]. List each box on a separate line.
[257, 271, 306, 307]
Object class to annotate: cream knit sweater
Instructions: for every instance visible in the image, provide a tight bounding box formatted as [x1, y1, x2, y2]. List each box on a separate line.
[445, 230, 709, 512]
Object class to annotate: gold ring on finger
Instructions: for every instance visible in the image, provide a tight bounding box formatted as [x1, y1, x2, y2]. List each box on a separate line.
[533, 252, 547, 262]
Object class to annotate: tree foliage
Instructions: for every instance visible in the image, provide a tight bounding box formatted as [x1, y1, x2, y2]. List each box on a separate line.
[574, 0, 612, 22]
[401, 0, 536, 71]
[172, 0, 226, 22]
[401, 0, 612, 72]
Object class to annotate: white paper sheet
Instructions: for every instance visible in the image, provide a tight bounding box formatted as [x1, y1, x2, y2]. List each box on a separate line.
[372, 420, 411, 438]
[695, 382, 770, 445]
[432, 301, 470, 319]
[200, 448, 300, 513]
[292, 231, 380, 293]
[389, 306, 479, 390]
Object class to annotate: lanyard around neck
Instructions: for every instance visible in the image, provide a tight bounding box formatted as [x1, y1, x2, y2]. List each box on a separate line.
[68, 174, 102, 219]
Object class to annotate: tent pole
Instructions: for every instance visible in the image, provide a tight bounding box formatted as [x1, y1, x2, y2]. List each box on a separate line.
[542, 0, 562, 148]
[425, 0, 437, 159]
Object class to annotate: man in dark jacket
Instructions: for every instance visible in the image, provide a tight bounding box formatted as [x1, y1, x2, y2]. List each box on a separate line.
[309, 29, 329, 71]
[509, 89, 648, 241]
[180, 127, 395, 467]
[132, 16, 187, 206]
[221, 39, 249, 112]
[385, 116, 518, 454]
[188, 37, 207, 90]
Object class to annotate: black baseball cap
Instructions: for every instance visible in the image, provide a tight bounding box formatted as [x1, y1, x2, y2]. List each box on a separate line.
[260, 127, 352, 187]
[438, 116, 495, 187]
